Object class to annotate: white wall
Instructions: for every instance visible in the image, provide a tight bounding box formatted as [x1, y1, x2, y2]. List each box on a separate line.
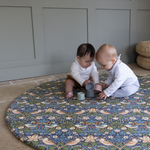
[0, 0, 150, 81]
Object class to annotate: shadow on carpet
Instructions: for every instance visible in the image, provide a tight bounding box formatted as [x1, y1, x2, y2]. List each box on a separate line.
[5, 74, 150, 150]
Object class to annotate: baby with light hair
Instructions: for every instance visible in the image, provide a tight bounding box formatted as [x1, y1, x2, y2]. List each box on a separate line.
[96, 44, 140, 100]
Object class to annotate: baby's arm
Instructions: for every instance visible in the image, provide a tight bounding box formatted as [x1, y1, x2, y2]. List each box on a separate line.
[104, 71, 126, 97]
[70, 62, 86, 86]
[90, 62, 99, 84]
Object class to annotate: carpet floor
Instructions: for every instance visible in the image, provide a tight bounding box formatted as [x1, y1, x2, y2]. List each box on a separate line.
[5, 74, 150, 150]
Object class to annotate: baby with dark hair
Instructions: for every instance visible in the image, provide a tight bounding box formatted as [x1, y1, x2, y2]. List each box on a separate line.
[65, 43, 100, 99]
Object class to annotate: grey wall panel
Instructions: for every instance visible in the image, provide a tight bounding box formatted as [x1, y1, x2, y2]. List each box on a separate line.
[95, 9, 130, 63]
[0, 7, 35, 62]
[42, 8, 87, 64]
[0, 0, 150, 81]
[136, 10, 150, 42]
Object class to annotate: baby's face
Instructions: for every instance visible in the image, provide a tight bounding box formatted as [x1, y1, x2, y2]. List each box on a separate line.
[96, 56, 114, 71]
[77, 54, 94, 69]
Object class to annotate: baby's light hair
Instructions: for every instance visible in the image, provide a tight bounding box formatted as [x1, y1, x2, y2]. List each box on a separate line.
[96, 44, 117, 61]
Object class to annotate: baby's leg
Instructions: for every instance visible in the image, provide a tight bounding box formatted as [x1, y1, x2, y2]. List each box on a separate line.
[111, 81, 139, 97]
[65, 79, 76, 99]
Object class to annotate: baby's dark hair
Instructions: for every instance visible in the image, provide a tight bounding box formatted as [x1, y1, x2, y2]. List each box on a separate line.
[77, 43, 95, 58]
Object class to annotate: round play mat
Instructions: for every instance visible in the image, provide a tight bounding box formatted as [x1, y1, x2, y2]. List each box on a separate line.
[5, 74, 150, 150]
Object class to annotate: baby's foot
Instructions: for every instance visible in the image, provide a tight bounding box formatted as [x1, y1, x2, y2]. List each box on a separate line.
[66, 92, 73, 99]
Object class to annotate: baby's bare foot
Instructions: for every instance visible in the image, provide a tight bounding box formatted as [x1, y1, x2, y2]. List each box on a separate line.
[66, 92, 73, 99]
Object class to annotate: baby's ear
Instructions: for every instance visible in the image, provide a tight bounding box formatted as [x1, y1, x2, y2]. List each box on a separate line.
[112, 58, 117, 64]
[77, 56, 80, 61]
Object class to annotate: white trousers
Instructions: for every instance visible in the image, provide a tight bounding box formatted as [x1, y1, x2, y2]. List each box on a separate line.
[111, 80, 140, 97]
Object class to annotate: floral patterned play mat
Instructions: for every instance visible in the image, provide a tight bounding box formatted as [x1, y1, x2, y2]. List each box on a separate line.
[5, 74, 150, 150]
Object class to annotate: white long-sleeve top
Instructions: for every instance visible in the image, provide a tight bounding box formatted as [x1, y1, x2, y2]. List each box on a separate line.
[104, 55, 139, 97]
[69, 58, 99, 86]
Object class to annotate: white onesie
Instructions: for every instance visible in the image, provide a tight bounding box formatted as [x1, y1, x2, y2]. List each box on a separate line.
[69, 58, 99, 86]
[104, 55, 140, 97]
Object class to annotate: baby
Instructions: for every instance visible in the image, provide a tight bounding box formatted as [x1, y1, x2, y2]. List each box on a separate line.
[65, 43, 100, 99]
[96, 44, 140, 100]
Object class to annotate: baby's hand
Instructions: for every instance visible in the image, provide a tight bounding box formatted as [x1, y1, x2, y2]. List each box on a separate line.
[99, 91, 107, 100]
[101, 83, 108, 89]
[83, 80, 90, 86]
